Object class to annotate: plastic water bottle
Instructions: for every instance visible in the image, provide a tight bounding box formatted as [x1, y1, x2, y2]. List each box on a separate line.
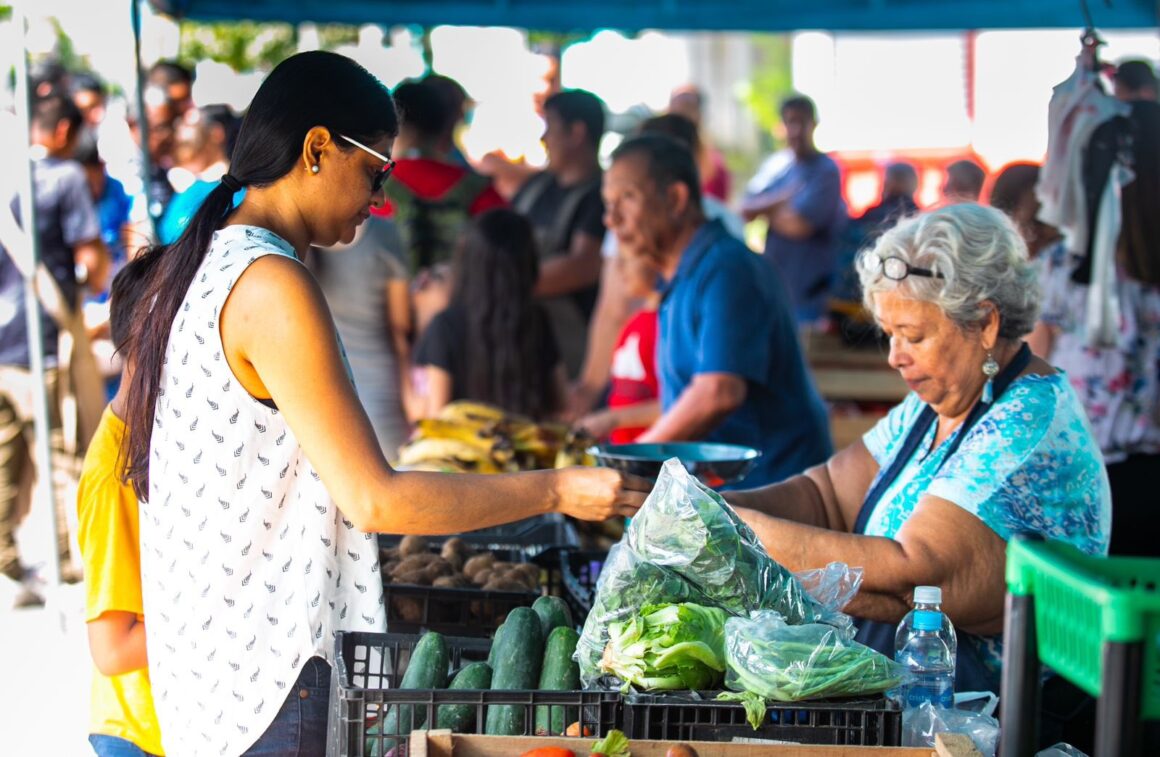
[894, 586, 956, 710]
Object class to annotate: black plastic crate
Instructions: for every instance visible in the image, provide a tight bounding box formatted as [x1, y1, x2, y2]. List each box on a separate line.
[620, 692, 902, 746]
[327, 631, 620, 757]
[377, 514, 579, 560]
[380, 538, 546, 636]
[383, 583, 538, 636]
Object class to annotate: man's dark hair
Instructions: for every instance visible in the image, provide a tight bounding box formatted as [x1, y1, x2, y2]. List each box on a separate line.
[639, 113, 701, 155]
[70, 72, 104, 97]
[989, 162, 1040, 216]
[73, 130, 102, 167]
[946, 159, 987, 199]
[148, 60, 194, 87]
[780, 94, 817, 122]
[392, 80, 448, 139]
[423, 73, 468, 136]
[1115, 60, 1158, 94]
[32, 94, 83, 135]
[110, 255, 159, 352]
[29, 59, 68, 97]
[611, 133, 703, 213]
[544, 89, 605, 150]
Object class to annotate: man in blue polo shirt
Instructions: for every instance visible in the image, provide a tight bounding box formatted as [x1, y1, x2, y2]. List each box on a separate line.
[603, 134, 831, 487]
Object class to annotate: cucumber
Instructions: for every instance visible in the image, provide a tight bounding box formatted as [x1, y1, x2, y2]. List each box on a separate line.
[534, 626, 581, 736]
[380, 632, 450, 747]
[435, 661, 492, 732]
[531, 595, 574, 638]
[487, 621, 508, 668]
[484, 607, 545, 735]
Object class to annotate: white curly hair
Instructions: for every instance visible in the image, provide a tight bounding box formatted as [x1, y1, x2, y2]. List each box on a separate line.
[857, 203, 1041, 339]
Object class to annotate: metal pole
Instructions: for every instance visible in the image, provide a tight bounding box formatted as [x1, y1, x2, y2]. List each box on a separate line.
[12, 1, 62, 590]
[131, 0, 159, 242]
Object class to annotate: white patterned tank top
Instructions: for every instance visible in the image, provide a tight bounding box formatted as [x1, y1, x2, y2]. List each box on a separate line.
[141, 225, 385, 756]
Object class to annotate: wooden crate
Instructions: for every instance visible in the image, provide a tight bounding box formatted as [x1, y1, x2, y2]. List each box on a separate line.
[407, 729, 978, 757]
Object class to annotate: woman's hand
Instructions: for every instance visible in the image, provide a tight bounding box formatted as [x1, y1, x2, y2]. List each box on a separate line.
[553, 467, 651, 521]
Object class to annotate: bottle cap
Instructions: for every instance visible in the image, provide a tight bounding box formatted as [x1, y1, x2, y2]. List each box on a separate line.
[914, 586, 942, 605]
[914, 609, 943, 631]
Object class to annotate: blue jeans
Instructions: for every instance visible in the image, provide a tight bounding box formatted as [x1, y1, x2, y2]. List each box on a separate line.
[89, 734, 159, 757]
[241, 656, 331, 756]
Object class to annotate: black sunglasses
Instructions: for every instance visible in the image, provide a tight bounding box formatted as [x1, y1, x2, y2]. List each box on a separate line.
[339, 133, 396, 194]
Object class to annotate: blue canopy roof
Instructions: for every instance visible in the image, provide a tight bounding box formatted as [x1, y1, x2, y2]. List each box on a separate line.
[150, 0, 1158, 32]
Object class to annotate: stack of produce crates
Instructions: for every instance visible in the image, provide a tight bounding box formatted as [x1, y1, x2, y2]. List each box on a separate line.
[378, 515, 580, 636]
[1000, 537, 1160, 757]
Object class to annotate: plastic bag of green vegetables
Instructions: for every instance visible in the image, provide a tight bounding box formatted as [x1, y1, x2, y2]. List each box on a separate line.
[600, 603, 728, 691]
[577, 459, 850, 686]
[724, 610, 910, 701]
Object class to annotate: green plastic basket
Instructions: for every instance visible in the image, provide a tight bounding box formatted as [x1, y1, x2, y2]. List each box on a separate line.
[1006, 539, 1160, 719]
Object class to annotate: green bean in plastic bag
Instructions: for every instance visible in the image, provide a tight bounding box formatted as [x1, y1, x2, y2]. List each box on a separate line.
[724, 610, 910, 701]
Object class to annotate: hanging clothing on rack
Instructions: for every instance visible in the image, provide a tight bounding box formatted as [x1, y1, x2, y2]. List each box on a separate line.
[1036, 55, 1130, 256]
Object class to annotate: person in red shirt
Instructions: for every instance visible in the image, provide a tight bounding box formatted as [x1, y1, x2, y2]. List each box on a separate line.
[576, 255, 661, 442]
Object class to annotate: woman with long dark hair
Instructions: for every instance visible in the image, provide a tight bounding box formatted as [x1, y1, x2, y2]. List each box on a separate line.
[415, 208, 563, 420]
[121, 51, 644, 756]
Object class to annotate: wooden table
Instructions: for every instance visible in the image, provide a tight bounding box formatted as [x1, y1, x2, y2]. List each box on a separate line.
[408, 729, 979, 757]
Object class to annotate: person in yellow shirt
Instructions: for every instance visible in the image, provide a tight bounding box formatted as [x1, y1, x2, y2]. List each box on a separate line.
[76, 256, 164, 757]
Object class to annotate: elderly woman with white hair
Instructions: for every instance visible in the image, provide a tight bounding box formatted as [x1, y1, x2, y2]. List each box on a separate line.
[726, 203, 1111, 694]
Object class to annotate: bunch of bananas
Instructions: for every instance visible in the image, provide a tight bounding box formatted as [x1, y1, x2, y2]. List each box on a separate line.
[395, 401, 595, 474]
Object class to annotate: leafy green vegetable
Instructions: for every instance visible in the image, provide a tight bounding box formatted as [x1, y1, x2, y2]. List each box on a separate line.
[715, 691, 768, 730]
[578, 461, 830, 686]
[590, 729, 631, 756]
[724, 611, 908, 702]
[600, 603, 728, 691]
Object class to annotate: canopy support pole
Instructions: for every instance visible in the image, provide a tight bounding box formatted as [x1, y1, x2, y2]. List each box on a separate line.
[12, 0, 63, 591]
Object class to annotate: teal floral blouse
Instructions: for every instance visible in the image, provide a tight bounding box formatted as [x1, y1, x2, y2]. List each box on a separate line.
[861, 372, 1111, 680]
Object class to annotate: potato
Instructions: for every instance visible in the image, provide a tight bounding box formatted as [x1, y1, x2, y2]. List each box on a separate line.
[433, 574, 471, 589]
[398, 535, 429, 557]
[462, 553, 496, 579]
[392, 555, 429, 576]
[441, 537, 470, 558]
[490, 562, 516, 576]
[378, 547, 400, 563]
[482, 577, 531, 593]
[440, 547, 465, 573]
[392, 569, 430, 586]
[471, 568, 494, 587]
[511, 563, 540, 586]
[422, 559, 454, 582]
[382, 560, 401, 576]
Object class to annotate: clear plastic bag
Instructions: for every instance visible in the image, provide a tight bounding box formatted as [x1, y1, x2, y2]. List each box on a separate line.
[576, 460, 850, 687]
[902, 701, 1000, 756]
[1035, 744, 1089, 757]
[723, 610, 909, 701]
[795, 562, 864, 612]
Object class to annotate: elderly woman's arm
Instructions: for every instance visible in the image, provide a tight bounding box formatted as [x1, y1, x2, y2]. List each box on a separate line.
[724, 440, 880, 532]
[735, 497, 1007, 635]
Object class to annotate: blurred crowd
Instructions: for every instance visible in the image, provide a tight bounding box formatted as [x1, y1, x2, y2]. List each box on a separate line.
[1, 52, 1157, 608]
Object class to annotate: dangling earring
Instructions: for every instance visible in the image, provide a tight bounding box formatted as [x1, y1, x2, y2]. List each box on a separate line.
[981, 351, 1000, 404]
[311, 164, 320, 174]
